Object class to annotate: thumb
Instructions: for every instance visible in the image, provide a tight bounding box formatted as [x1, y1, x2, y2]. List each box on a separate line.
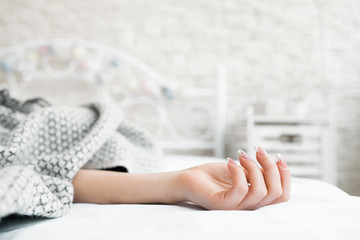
[226, 158, 248, 202]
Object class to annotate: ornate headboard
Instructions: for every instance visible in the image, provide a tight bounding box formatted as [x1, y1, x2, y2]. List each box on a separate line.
[0, 39, 226, 157]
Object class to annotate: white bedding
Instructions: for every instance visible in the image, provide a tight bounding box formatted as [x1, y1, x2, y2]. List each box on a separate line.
[1, 155, 360, 240]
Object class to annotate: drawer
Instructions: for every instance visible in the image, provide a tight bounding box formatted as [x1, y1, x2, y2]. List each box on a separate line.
[252, 125, 325, 152]
[253, 125, 324, 140]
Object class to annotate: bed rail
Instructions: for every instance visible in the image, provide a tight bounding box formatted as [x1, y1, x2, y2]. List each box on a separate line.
[0, 39, 226, 157]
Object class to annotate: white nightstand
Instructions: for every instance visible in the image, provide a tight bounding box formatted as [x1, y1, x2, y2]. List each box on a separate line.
[241, 106, 337, 185]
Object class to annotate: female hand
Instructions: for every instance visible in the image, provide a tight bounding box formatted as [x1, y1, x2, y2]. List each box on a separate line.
[180, 147, 291, 210]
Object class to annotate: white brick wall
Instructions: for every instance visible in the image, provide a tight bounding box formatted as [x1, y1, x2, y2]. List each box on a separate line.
[0, 0, 359, 195]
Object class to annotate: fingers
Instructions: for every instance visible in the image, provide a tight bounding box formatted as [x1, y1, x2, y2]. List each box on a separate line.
[253, 146, 282, 208]
[225, 158, 248, 205]
[233, 147, 291, 210]
[270, 153, 291, 204]
[236, 150, 267, 210]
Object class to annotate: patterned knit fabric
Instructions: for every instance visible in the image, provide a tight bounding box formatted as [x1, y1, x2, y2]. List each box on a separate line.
[0, 93, 163, 219]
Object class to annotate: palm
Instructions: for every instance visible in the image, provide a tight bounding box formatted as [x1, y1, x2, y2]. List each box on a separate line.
[184, 162, 239, 210]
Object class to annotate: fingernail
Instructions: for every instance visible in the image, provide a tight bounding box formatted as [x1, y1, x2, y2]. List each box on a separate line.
[227, 157, 236, 165]
[275, 153, 288, 170]
[237, 149, 249, 159]
[228, 157, 244, 169]
[254, 145, 268, 156]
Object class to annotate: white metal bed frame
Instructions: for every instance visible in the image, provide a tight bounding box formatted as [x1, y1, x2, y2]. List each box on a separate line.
[0, 39, 226, 157]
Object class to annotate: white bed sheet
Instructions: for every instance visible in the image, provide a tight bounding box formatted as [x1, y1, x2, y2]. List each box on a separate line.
[1, 155, 360, 240]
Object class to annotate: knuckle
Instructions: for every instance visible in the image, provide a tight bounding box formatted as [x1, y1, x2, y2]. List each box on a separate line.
[239, 184, 249, 196]
[266, 164, 279, 176]
[260, 189, 268, 199]
[247, 205, 260, 211]
[276, 193, 290, 203]
[254, 187, 267, 199]
[267, 159, 277, 167]
[281, 193, 291, 202]
[269, 187, 283, 199]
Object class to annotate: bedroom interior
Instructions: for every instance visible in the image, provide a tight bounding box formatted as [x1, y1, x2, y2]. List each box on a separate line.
[0, 0, 359, 239]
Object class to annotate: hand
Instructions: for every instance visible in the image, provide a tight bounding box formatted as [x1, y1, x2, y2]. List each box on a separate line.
[180, 147, 291, 210]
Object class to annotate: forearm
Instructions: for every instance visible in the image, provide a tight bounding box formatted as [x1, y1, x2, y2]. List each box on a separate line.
[72, 169, 187, 204]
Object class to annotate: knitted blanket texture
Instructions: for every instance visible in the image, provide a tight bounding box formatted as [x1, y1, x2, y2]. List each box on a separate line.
[0, 100, 162, 219]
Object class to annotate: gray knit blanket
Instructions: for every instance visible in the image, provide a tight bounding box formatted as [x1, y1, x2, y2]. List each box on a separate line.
[0, 92, 162, 219]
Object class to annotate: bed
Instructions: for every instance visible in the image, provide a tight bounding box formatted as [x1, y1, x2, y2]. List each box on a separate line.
[0, 40, 359, 239]
[1, 155, 360, 240]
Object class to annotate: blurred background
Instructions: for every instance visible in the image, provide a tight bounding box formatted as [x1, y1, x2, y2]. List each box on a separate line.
[0, 0, 359, 195]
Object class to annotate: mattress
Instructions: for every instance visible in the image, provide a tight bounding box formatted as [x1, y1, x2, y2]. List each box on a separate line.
[1, 155, 360, 240]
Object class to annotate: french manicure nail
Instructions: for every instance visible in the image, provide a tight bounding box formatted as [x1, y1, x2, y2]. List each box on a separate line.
[275, 153, 288, 169]
[254, 145, 268, 156]
[275, 153, 282, 163]
[227, 157, 236, 165]
[227, 157, 244, 169]
[237, 149, 249, 159]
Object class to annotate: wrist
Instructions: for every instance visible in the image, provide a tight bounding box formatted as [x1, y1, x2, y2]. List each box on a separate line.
[166, 170, 189, 203]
